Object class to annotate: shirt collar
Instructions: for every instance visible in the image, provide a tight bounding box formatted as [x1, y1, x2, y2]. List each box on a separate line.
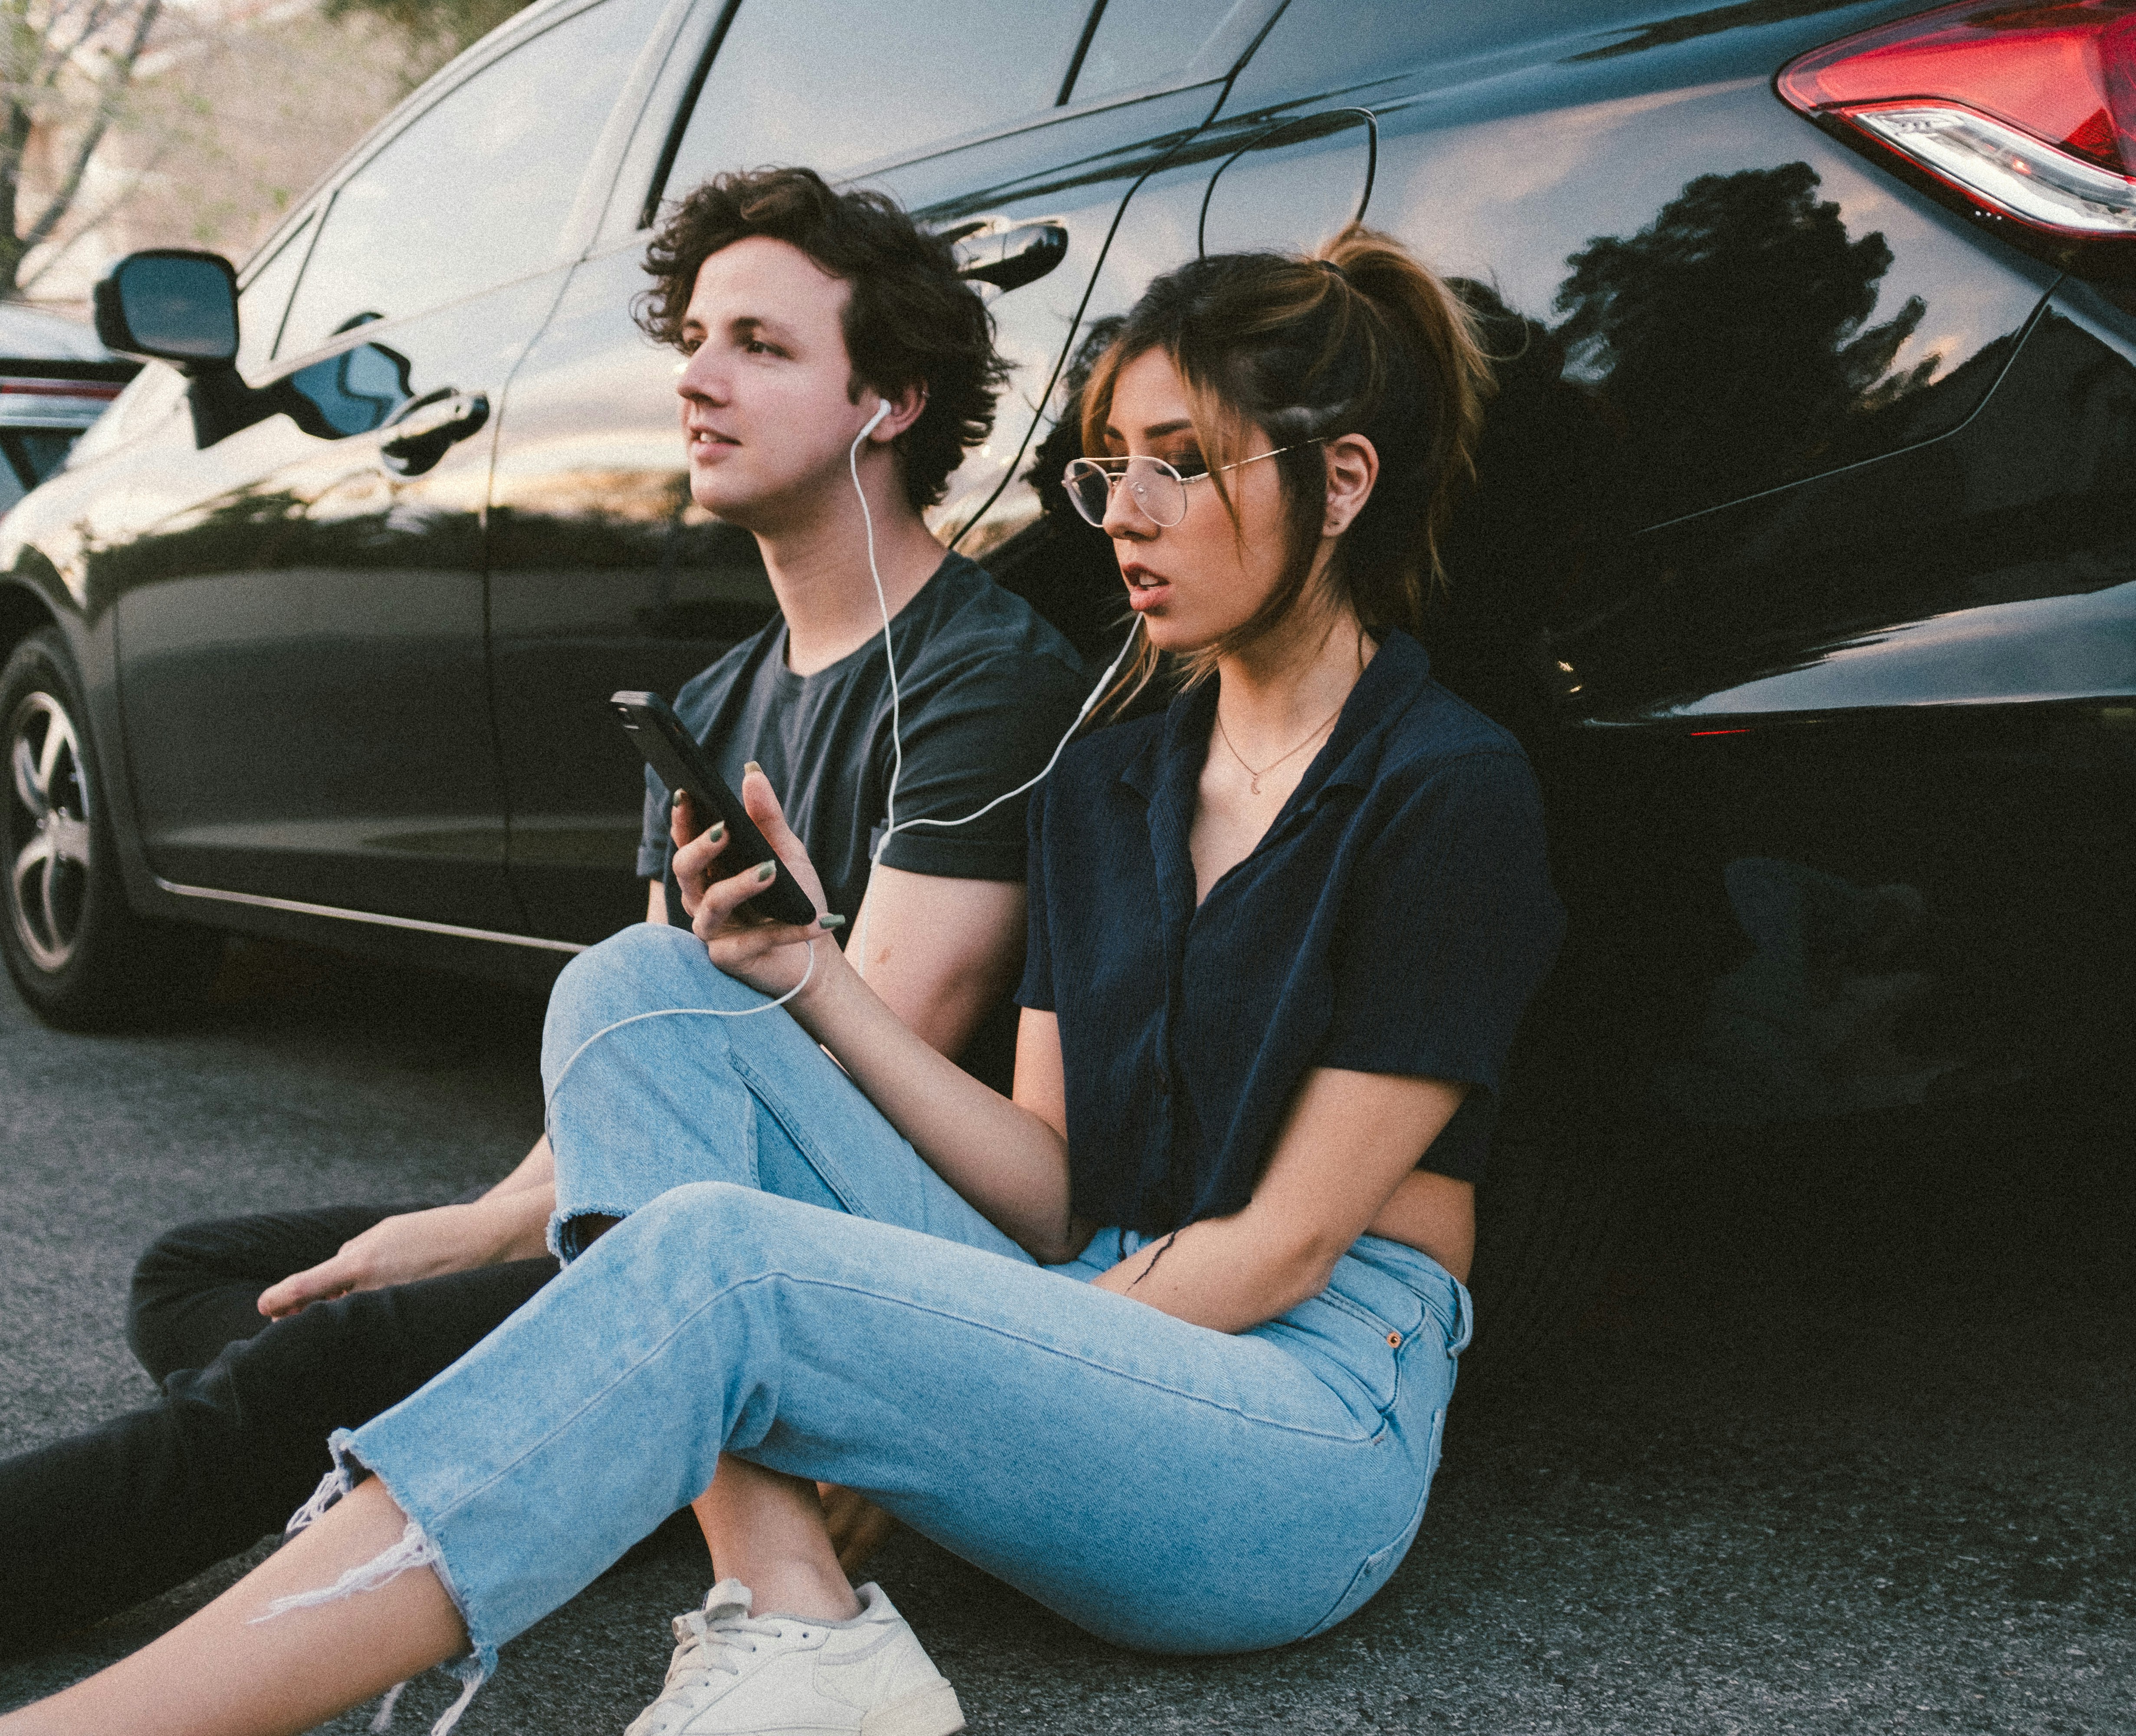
[1117, 631, 1432, 931]
[1117, 628, 1432, 809]
[1311, 628, 1431, 796]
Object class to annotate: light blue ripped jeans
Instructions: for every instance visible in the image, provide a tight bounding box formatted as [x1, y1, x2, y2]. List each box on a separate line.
[327, 923, 1472, 1682]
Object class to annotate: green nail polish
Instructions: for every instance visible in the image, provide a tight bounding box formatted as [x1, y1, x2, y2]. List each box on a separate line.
[817, 913, 847, 931]
[755, 861, 776, 882]
[743, 760, 764, 778]
[706, 821, 725, 843]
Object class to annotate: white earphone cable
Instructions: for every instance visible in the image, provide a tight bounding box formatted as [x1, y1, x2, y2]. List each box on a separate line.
[551, 405, 1126, 1113]
[543, 937, 817, 1111]
[848, 402, 900, 979]
[847, 400, 1138, 977]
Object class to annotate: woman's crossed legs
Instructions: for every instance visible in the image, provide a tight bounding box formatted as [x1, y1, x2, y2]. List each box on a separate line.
[1, 926, 1463, 1733]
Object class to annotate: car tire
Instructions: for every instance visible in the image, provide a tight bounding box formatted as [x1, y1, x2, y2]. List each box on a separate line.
[1465, 1091, 1631, 1368]
[1, 628, 220, 1028]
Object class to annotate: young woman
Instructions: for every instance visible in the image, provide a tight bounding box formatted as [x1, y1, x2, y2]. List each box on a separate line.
[3, 225, 1564, 1736]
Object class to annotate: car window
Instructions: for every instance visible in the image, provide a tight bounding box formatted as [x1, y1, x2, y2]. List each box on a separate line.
[237, 214, 315, 378]
[1066, 0, 1239, 105]
[0, 439, 31, 513]
[1223, 0, 1434, 107]
[279, 0, 664, 358]
[4, 429, 78, 487]
[663, 0, 1094, 197]
[284, 340, 412, 439]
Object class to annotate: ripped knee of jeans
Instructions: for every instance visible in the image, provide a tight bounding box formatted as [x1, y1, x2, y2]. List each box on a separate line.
[253, 1512, 441, 1620]
[548, 1206, 624, 1264]
[256, 1487, 489, 1736]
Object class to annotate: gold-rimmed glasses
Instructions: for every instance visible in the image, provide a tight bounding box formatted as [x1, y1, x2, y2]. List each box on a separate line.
[1062, 440, 1324, 529]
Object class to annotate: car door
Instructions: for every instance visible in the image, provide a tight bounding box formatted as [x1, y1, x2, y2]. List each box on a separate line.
[108, 0, 669, 933]
[880, 0, 1297, 559]
[488, 0, 1283, 943]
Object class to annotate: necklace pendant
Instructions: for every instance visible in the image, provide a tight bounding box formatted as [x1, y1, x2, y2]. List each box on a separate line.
[1249, 773, 1262, 795]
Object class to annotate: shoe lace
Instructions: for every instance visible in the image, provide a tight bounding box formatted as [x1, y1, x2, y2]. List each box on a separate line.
[660, 1592, 797, 1695]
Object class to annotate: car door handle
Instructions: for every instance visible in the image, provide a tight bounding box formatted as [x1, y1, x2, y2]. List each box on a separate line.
[379, 389, 489, 475]
[954, 220, 1068, 292]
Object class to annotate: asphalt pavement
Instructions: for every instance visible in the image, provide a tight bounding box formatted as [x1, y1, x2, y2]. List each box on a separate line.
[3, 937, 2132, 1733]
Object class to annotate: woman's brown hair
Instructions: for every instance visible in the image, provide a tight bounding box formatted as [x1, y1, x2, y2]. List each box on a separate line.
[1078, 224, 1492, 708]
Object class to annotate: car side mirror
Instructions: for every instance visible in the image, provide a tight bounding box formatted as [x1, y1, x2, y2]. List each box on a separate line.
[92, 249, 294, 448]
[93, 250, 239, 368]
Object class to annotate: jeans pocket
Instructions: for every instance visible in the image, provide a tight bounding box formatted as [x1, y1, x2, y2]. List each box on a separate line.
[1273, 1250, 1458, 1432]
[1318, 1255, 1436, 1416]
[1285, 1291, 1405, 1422]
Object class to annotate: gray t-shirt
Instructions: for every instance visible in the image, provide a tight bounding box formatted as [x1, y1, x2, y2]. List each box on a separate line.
[638, 548, 1088, 934]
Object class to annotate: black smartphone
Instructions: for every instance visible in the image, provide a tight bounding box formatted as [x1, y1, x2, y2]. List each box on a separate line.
[610, 690, 819, 928]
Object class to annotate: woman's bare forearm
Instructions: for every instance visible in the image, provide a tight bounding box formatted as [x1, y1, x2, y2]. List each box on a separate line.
[672, 773, 1071, 1254]
[791, 947, 1075, 1257]
[1091, 1069, 1474, 1333]
[1088, 1212, 1334, 1334]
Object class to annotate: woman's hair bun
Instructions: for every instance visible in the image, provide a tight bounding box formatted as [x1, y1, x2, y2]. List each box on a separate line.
[1078, 224, 1492, 708]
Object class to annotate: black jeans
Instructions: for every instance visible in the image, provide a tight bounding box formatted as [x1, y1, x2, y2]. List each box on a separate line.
[0, 1203, 555, 1649]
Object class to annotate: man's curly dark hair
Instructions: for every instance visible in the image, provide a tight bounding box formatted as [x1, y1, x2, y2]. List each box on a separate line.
[637, 167, 1009, 513]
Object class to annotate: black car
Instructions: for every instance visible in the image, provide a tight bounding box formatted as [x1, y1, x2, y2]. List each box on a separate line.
[0, 304, 136, 517]
[4, 0, 2131, 1349]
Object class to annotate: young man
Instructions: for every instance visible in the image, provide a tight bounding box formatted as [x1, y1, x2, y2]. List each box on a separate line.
[0, 168, 1086, 1650]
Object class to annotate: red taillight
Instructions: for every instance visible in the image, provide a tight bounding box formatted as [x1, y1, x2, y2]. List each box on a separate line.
[1778, 1, 2136, 243]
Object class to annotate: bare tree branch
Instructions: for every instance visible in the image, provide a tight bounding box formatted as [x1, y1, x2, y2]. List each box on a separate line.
[13, 129, 158, 289]
[2, 0, 499, 298]
[51, 3, 125, 76]
[21, 0, 159, 255]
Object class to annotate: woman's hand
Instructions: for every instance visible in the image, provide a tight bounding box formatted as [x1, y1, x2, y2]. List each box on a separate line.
[669, 767, 841, 997]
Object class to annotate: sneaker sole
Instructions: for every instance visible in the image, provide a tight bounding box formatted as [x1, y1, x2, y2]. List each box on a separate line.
[858, 1678, 965, 1736]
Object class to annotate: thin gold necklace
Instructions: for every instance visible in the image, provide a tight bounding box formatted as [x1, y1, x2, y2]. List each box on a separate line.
[1215, 700, 1344, 796]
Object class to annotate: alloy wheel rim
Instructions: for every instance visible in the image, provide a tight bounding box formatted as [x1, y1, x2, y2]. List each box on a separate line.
[7, 690, 92, 973]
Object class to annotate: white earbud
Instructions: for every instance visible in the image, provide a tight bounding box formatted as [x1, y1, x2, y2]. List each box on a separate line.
[861, 398, 892, 437]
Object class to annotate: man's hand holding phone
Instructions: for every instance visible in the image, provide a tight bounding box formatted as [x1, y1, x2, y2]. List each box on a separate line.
[670, 764, 844, 996]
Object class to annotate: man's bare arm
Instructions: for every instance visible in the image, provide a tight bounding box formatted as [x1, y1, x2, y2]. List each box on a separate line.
[260, 866, 1024, 1315]
[847, 863, 1024, 1061]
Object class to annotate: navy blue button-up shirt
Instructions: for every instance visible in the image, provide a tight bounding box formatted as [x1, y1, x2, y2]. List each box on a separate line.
[1017, 631, 1564, 1236]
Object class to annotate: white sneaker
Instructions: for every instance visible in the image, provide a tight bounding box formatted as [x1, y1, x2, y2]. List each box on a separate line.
[624, 1578, 965, 1736]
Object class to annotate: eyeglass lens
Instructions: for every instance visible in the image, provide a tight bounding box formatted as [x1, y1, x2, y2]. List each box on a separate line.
[1064, 457, 1186, 529]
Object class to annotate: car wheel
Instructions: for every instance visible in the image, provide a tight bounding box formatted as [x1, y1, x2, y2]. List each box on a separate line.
[1, 627, 220, 1028]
